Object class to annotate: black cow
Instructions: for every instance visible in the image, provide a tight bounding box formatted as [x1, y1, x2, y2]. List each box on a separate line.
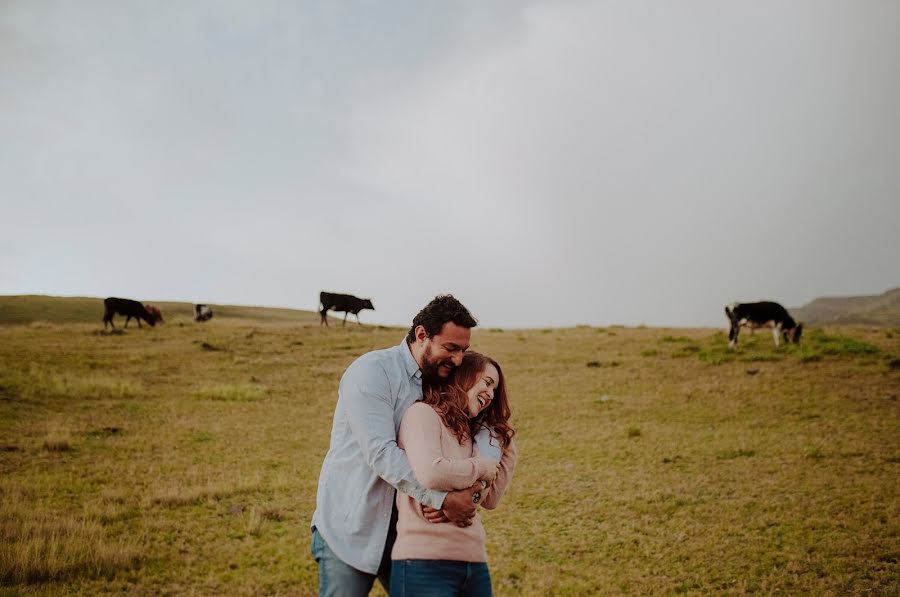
[195, 304, 214, 322]
[319, 291, 374, 326]
[725, 301, 803, 348]
[103, 297, 160, 329]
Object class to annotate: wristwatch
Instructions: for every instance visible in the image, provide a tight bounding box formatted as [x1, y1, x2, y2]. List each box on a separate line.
[472, 491, 481, 504]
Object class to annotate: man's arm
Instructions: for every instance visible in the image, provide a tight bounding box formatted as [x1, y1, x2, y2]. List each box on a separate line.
[480, 437, 517, 510]
[340, 359, 447, 509]
[422, 427, 515, 524]
[400, 404, 499, 491]
[473, 425, 502, 462]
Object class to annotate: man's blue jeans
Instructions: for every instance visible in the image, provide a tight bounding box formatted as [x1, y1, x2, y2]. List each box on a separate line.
[311, 526, 393, 597]
[390, 560, 492, 597]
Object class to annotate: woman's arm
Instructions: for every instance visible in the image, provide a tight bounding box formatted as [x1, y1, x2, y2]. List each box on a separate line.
[399, 403, 499, 492]
[479, 437, 517, 510]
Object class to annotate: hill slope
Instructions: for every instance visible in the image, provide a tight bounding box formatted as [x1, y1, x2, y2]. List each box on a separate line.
[792, 287, 900, 326]
[0, 295, 322, 326]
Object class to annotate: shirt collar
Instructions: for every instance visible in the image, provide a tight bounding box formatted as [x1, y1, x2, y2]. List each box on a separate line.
[399, 339, 422, 381]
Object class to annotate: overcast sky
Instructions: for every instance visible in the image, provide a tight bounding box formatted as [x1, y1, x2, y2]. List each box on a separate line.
[2, 1, 898, 328]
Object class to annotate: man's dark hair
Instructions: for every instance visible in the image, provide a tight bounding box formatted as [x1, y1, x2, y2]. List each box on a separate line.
[406, 294, 478, 343]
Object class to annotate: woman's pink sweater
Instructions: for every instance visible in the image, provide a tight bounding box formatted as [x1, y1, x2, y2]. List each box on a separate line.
[392, 402, 517, 562]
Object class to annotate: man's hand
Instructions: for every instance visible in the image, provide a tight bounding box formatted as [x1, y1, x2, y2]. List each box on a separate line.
[423, 483, 481, 526]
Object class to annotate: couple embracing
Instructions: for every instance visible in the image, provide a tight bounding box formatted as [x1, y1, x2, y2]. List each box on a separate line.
[311, 295, 518, 596]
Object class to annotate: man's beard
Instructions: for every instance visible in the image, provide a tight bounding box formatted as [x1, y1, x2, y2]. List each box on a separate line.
[420, 345, 454, 386]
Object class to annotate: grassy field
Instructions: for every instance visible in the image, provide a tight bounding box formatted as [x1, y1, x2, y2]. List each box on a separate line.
[1, 301, 898, 595]
[0, 295, 323, 326]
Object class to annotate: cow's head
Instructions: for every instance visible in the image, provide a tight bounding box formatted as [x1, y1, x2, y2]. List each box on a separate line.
[364, 299, 375, 311]
[144, 305, 164, 325]
[783, 324, 803, 344]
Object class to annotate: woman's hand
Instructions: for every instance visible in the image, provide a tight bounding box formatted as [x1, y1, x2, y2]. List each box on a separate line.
[480, 459, 500, 482]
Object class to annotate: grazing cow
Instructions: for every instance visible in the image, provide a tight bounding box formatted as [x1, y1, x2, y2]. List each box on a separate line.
[145, 305, 164, 324]
[725, 301, 803, 348]
[319, 291, 374, 326]
[195, 304, 213, 322]
[103, 297, 160, 329]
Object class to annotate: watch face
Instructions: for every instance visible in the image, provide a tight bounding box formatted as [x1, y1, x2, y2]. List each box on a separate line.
[472, 491, 481, 503]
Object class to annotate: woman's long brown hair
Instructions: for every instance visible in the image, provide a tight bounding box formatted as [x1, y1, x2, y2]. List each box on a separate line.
[422, 352, 515, 449]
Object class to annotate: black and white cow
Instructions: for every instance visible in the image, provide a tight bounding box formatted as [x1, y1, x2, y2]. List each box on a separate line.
[319, 291, 374, 326]
[725, 301, 803, 348]
[194, 304, 213, 322]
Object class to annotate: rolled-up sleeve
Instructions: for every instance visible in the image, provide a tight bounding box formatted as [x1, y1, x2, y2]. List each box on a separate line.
[341, 360, 447, 509]
[474, 425, 502, 461]
[480, 438, 517, 510]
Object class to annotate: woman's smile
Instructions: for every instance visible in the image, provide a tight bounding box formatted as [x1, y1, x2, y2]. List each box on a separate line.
[466, 363, 499, 418]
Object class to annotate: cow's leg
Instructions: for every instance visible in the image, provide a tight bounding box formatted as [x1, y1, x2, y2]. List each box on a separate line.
[342, 312, 348, 326]
[320, 308, 329, 326]
[355, 313, 362, 325]
[728, 322, 739, 348]
[772, 324, 781, 347]
[124, 315, 131, 328]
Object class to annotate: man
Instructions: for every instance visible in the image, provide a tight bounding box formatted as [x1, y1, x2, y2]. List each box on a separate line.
[311, 295, 499, 596]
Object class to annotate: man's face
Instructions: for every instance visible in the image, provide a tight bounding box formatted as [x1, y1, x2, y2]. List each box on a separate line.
[419, 322, 471, 383]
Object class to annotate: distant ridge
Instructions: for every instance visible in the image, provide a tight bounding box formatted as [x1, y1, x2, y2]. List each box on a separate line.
[791, 287, 900, 326]
[0, 295, 321, 326]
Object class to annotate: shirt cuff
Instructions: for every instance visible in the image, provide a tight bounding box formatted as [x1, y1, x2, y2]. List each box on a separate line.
[421, 488, 448, 510]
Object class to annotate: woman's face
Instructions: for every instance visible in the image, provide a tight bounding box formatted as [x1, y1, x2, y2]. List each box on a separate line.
[465, 363, 499, 419]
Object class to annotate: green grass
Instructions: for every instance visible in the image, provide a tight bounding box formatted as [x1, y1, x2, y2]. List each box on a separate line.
[0, 315, 898, 595]
[691, 328, 885, 368]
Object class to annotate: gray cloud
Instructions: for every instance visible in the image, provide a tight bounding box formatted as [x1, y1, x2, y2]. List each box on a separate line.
[2, 1, 898, 327]
[347, 0, 900, 326]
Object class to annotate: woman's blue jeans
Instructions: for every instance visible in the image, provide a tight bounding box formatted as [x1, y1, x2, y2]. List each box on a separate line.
[390, 559, 492, 597]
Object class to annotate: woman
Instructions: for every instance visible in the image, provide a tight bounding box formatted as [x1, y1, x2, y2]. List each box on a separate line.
[391, 352, 517, 597]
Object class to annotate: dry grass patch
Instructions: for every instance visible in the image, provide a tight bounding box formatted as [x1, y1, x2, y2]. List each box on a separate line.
[13, 363, 142, 400]
[245, 509, 263, 538]
[42, 435, 71, 453]
[0, 511, 141, 584]
[241, 506, 285, 538]
[194, 383, 266, 401]
[42, 423, 72, 452]
[149, 479, 261, 508]
[26, 321, 58, 330]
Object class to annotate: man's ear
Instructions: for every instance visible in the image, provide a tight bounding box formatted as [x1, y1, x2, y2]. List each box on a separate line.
[415, 325, 429, 343]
